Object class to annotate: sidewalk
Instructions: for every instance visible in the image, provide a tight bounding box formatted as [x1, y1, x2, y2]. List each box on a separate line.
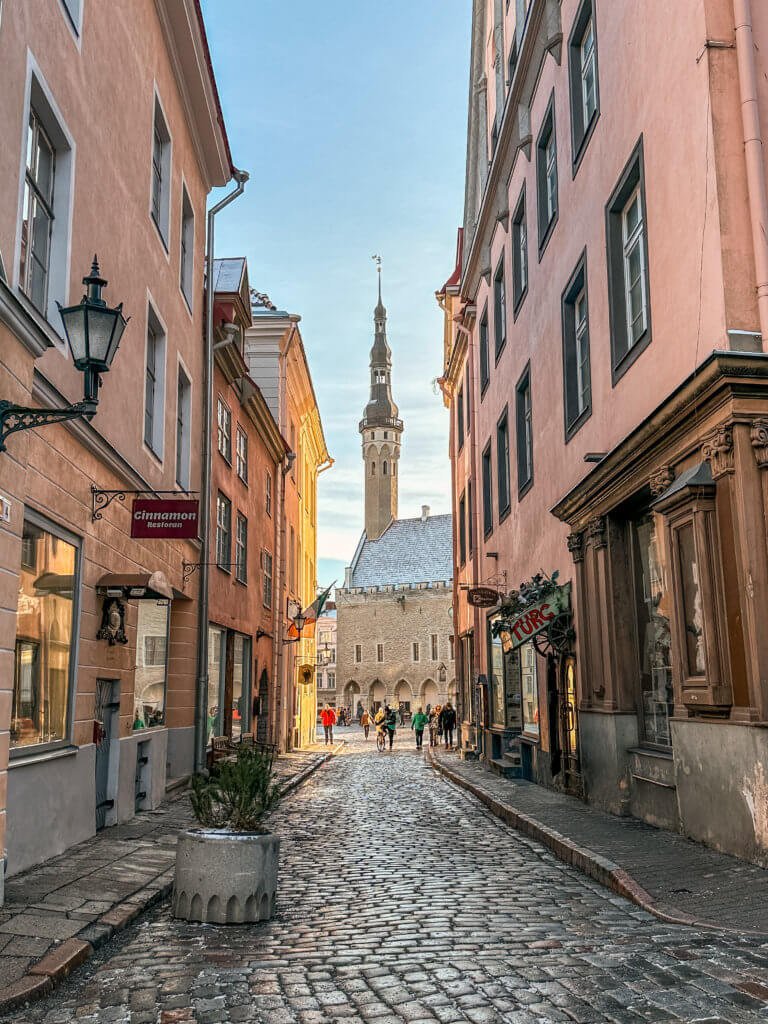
[0, 745, 340, 1013]
[430, 747, 768, 936]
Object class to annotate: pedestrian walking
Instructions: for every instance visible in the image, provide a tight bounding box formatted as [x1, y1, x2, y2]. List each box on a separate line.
[440, 702, 457, 749]
[411, 706, 428, 750]
[385, 704, 397, 750]
[320, 704, 337, 745]
[428, 706, 441, 747]
[361, 709, 371, 740]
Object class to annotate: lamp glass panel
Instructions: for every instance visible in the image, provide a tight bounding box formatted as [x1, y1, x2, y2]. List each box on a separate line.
[60, 306, 87, 363]
[85, 307, 118, 365]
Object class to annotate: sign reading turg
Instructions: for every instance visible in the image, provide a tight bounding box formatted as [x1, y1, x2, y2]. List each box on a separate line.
[499, 583, 571, 652]
[131, 499, 199, 539]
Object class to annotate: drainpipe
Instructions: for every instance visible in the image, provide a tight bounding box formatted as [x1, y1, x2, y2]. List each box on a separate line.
[734, 0, 768, 346]
[193, 168, 249, 775]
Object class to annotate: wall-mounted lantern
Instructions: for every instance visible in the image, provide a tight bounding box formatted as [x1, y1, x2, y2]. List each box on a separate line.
[0, 257, 127, 452]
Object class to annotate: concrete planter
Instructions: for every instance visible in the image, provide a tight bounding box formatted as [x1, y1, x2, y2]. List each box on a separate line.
[172, 829, 280, 924]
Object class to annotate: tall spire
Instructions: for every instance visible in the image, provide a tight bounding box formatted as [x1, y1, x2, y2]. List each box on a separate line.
[360, 257, 403, 540]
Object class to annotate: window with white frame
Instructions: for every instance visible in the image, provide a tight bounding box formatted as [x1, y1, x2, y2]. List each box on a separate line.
[493, 256, 506, 360]
[175, 366, 191, 489]
[179, 185, 194, 308]
[412, 642, 420, 663]
[516, 364, 533, 495]
[562, 251, 592, 439]
[512, 186, 528, 314]
[536, 94, 558, 252]
[19, 110, 55, 316]
[235, 513, 247, 584]
[266, 471, 272, 516]
[431, 634, 438, 661]
[217, 398, 231, 462]
[262, 549, 272, 608]
[236, 426, 248, 483]
[216, 492, 231, 570]
[623, 186, 648, 347]
[606, 140, 651, 379]
[568, 0, 599, 169]
[59, 0, 82, 34]
[150, 95, 171, 246]
[144, 310, 166, 457]
[17, 71, 74, 330]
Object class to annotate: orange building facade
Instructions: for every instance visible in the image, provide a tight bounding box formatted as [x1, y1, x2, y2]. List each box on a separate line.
[442, 0, 768, 865]
[0, 0, 233, 884]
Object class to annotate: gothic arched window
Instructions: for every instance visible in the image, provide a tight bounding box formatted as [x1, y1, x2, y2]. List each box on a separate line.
[383, 461, 388, 475]
[371, 462, 376, 476]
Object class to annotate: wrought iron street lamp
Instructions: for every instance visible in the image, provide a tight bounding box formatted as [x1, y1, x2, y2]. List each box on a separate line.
[284, 609, 307, 645]
[0, 257, 127, 453]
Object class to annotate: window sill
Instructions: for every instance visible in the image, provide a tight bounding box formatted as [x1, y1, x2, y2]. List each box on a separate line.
[611, 327, 652, 386]
[564, 404, 592, 444]
[627, 745, 673, 760]
[235, 579, 247, 587]
[512, 288, 528, 322]
[572, 110, 600, 178]
[151, 213, 170, 254]
[538, 211, 559, 262]
[520, 731, 540, 744]
[10, 743, 78, 768]
[480, 379, 490, 401]
[217, 564, 232, 575]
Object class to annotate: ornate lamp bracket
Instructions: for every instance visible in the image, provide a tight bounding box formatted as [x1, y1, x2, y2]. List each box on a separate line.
[0, 399, 96, 453]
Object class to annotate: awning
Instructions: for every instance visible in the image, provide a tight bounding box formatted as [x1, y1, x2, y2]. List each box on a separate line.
[96, 571, 188, 601]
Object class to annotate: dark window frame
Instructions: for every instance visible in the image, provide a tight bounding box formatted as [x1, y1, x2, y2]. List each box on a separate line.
[479, 305, 490, 396]
[561, 248, 593, 441]
[512, 185, 528, 318]
[568, 0, 600, 175]
[493, 253, 507, 363]
[467, 478, 474, 555]
[605, 136, 652, 385]
[458, 490, 467, 567]
[482, 440, 494, 538]
[457, 383, 465, 452]
[497, 406, 511, 522]
[536, 91, 559, 259]
[515, 363, 534, 499]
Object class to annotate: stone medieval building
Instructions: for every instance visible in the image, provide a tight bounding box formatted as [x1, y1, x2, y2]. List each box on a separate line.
[336, 278, 455, 717]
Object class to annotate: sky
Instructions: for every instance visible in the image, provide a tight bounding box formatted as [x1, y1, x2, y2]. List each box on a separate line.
[201, 0, 470, 593]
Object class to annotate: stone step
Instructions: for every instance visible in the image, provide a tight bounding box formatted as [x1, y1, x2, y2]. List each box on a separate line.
[490, 757, 524, 780]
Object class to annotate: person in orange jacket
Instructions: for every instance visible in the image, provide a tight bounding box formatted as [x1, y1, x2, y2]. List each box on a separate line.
[320, 704, 337, 745]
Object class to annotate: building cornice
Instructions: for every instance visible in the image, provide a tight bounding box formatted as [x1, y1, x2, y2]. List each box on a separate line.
[154, 0, 232, 188]
[462, 0, 563, 301]
[0, 278, 55, 358]
[551, 352, 768, 527]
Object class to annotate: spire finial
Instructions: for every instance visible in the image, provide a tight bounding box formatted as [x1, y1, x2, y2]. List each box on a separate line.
[371, 254, 385, 317]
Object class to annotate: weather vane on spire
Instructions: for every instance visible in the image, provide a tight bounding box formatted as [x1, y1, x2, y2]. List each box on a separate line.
[371, 254, 382, 277]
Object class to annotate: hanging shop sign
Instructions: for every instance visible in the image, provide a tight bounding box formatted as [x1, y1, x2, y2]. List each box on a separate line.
[299, 663, 315, 686]
[130, 499, 199, 539]
[467, 586, 501, 608]
[498, 583, 571, 652]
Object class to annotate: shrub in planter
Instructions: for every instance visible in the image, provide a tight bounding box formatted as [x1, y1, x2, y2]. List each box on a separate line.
[173, 745, 282, 924]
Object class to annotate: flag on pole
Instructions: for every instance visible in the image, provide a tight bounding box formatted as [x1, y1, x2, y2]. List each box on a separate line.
[288, 582, 335, 639]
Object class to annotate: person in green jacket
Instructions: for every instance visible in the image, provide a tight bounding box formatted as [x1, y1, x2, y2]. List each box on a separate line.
[411, 707, 428, 750]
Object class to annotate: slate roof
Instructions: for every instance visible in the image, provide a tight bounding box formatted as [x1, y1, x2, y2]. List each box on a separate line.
[349, 514, 453, 588]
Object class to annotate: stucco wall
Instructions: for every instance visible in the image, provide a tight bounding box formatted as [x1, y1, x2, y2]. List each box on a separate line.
[337, 586, 456, 711]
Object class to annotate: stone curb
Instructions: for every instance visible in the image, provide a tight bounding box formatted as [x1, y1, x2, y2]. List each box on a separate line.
[0, 748, 337, 1016]
[428, 748, 768, 939]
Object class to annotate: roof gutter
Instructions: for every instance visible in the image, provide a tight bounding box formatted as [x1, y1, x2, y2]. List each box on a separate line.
[194, 167, 249, 775]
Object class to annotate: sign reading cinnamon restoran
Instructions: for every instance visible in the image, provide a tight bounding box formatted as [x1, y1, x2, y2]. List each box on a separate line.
[130, 499, 199, 539]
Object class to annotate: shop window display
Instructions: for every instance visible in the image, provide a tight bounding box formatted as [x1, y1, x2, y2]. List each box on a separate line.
[133, 601, 169, 728]
[521, 642, 539, 737]
[12, 518, 78, 749]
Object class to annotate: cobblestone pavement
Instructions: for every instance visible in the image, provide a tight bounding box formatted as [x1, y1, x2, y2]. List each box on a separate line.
[430, 749, 768, 934]
[0, 749, 330, 997]
[10, 727, 768, 1024]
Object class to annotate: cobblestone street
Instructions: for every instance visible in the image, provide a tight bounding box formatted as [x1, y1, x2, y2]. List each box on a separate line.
[10, 727, 768, 1024]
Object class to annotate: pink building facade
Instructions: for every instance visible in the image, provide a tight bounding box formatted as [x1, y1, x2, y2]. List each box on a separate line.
[0, 0, 233, 884]
[442, 0, 768, 864]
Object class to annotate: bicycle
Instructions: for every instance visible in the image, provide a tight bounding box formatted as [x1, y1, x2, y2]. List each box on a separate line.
[376, 728, 387, 752]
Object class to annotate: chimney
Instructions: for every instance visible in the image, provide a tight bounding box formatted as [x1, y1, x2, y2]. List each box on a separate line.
[421, 505, 430, 522]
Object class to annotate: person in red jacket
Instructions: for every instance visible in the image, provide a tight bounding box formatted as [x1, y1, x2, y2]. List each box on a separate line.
[320, 704, 337, 745]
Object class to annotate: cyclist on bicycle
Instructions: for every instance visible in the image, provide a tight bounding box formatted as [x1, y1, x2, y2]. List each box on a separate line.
[374, 706, 387, 750]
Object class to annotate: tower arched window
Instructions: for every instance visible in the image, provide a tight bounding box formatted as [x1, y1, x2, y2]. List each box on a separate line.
[371, 462, 376, 476]
[383, 461, 388, 475]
